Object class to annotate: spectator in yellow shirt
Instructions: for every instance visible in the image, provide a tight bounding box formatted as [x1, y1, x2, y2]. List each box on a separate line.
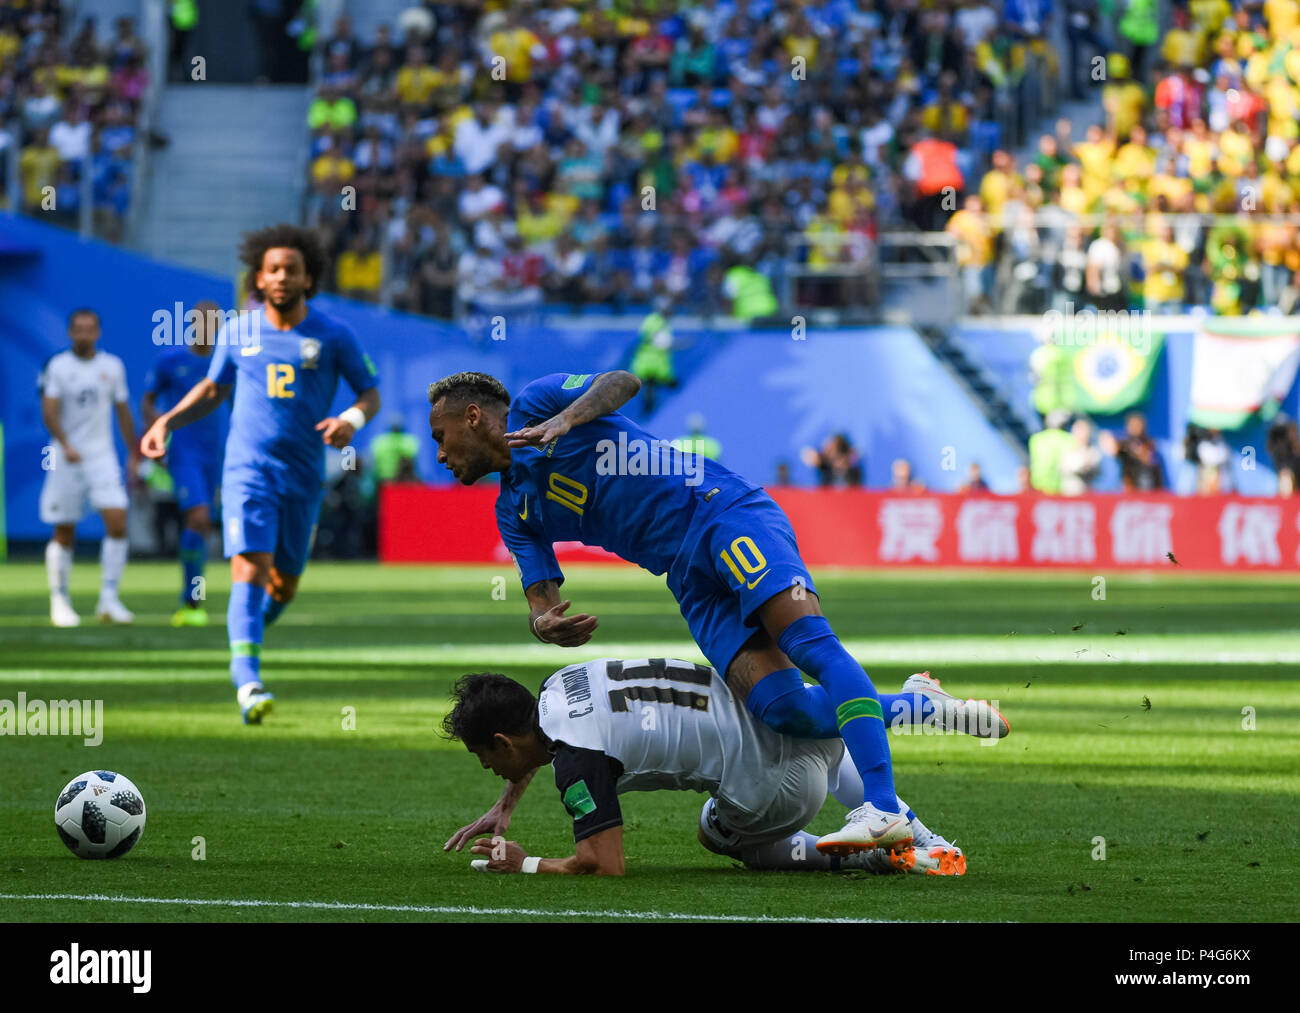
[1191, 0, 1234, 35]
[1183, 117, 1218, 184]
[1057, 164, 1092, 216]
[336, 232, 383, 303]
[311, 144, 355, 191]
[979, 149, 1022, 223]
[947, 195, 995, 312]
[1142, 221, 1189, 311]
[1073, 124, 1116, 206]
[1151, 154, 1194, 208]
[20, 129, 60, 210]
[488, 8, 542, 90]
[1102, 54, 1146, 138]
[782, 11, 819, 71]
[1264, 0, 1300, 38]
[1114, 125, 1158, 180]
[1217, 120, 1255, 176]
[429, 49, 466, 110]
[516, 190, 570, 244]
[1161, 9, 1205, 68]
[396, 45, 439, 108]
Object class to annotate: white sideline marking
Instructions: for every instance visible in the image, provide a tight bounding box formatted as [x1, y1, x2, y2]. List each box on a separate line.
[0, 892, 909, 923]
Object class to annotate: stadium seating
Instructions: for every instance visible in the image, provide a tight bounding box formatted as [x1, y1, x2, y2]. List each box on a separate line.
[305, 1, 1060, 318]
[0, 1, 152, 242]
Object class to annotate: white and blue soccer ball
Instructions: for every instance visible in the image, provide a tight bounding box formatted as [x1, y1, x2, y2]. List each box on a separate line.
[54, 770, 146, 859]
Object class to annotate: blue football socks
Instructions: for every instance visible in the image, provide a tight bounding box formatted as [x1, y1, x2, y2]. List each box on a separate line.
[777, 615, 898, 811]
[228, 581, 265, 689]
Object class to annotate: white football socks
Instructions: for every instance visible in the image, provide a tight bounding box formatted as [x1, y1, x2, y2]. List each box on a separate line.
[46, 540, 72, 599]
[100, 536, 128, 598]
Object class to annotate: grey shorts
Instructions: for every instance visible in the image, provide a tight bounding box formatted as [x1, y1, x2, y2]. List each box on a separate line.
[711, 737, 844, 849]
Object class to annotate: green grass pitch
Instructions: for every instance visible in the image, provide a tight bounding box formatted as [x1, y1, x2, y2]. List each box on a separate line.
[1, 560, 1297, 922]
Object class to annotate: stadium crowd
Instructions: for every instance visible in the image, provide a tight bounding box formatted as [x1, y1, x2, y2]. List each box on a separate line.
[304, 0, 1059, 319]
[0, 0, 149, 241]
[955, 0, 1300, 316]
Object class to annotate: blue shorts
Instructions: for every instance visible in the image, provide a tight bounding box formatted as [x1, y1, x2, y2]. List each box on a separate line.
[168, 447, 222, 514]
[221, 467, 325, 577]
[667, 490, 818, 679]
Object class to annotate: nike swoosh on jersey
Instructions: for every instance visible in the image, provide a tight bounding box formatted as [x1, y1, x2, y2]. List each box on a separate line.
[745, 570, 771, 590]
[518, 496, 528, 521]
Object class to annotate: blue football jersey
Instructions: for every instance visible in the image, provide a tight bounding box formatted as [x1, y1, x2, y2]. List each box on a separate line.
[496, 372, 760, 589]
[145, 347, 224, 458]
[208, 306, 378, 483]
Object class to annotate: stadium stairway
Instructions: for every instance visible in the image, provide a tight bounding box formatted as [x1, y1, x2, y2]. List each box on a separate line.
[916, 324, 1033, 457]
[133, 85, 311, 279]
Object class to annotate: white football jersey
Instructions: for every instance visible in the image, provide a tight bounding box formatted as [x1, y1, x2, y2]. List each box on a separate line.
[39, 350, 129, 459]
[537, 658, 791, 816]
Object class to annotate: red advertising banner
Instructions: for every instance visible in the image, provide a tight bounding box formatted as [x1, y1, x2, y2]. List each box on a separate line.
[379, 484, 1300, 571]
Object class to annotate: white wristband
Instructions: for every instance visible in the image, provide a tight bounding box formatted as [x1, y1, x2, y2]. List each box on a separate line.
[339, 406, 368, 432]
[521, 856, 541, 874]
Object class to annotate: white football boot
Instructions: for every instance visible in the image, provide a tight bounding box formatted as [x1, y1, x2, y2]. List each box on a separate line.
[887, 821, 967, 876]
[50, 595, 81, 628]
[849, 819, 967, 876]
[95, 595, 135, 625]
[901, 671, 1009, 739]
[816, 801, 913, 856]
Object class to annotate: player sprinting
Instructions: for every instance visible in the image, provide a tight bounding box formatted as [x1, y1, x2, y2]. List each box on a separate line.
[441, 660, 965, 876]
[141, 225, 381, 723]
[426, 370, 1008, 855]
[142, 301, 225, 627]
[39, 307, 139, 627]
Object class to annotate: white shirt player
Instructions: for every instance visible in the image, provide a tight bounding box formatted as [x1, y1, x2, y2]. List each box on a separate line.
[40, 350, 129, 462]
[537, 657, 792, 818]
[39, 350, 130, 523]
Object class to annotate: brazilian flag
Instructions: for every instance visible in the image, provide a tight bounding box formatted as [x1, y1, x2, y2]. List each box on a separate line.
[1057, 327, 1165, 414]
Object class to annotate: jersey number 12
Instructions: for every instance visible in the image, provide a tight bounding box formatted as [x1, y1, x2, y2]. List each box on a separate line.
[266, 363, 295, 399]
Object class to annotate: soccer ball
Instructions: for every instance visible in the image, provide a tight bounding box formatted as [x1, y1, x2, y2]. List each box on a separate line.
[54, 770, 146, 859]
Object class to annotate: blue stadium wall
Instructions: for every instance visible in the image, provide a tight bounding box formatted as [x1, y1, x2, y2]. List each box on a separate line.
[0, 215, 1021, 541]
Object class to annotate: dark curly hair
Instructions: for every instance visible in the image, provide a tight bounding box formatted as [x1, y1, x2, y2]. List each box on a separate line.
[427, 371, 511, 411]
[441, 673, 538, 749]
[238, 223, 328, 301]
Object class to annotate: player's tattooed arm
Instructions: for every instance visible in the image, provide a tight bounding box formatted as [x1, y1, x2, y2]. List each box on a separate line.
[443, 767, 538, 852]
[525, 580, 598, 646]
[41, 396, 79, 462]
[505, 371, 641, 448]
[140, 378, 232, 458]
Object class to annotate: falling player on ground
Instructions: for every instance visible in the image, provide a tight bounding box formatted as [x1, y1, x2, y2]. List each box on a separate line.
[141, 225, 381, 723]
[442, 661, 966, 876]
[142, 300, 226, 627]
[39, 307, 139, 627]
[426, 371, 1008, 855]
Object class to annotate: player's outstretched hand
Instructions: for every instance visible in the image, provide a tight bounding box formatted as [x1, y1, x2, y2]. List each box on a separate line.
[505, 412, 572, 449]
[444, 802, 512, 852]
[315, 417, 355, 448]
[534, 599, 598, 647]
[469, 836, 528, 873]
[139, 421, 168, 460]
